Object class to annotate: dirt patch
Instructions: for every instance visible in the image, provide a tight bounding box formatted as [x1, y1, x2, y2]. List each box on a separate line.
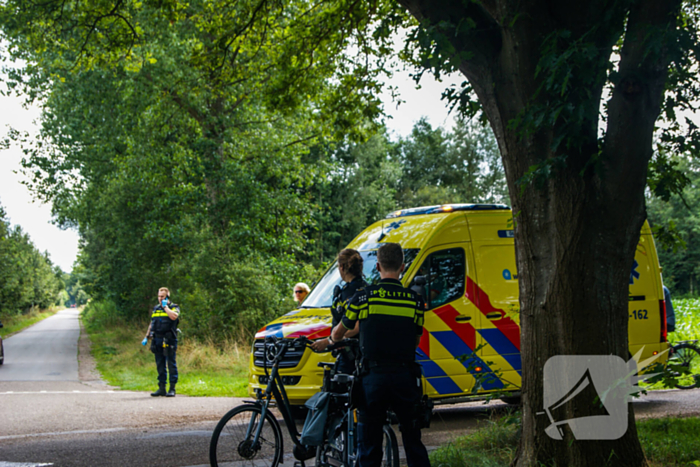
[78, 318, 114, 388]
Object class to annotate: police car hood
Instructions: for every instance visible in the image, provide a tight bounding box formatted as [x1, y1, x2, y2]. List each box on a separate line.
[254, 307, 332, 340]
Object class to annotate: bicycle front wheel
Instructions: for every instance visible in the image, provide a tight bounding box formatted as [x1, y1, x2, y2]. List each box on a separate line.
[671, 343, 700, 390]
[381, 424, 400, 467]
[210, 404, 283, 467]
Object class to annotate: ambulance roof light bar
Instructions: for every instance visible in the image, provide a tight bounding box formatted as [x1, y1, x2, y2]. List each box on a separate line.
[386, 203, 511, 219]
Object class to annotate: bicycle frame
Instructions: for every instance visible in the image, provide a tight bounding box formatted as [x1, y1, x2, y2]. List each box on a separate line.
[330, 376, 358, 467]
[250, 339, 306, 454]
[316, 343, 364, 467]
[226, 337, 399, 467]
[317, 364, 398, 467]
[211, 336, 398, 467]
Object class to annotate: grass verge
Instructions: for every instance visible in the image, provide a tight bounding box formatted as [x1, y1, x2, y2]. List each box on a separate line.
[82, 300, 250, 397]
[429, 410, 520, 467]
[428, 413, 700, 467]
[0, 306, 62, 336]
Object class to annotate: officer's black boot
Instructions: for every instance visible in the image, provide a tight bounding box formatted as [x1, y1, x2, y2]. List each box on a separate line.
[166, 384, 176, 397]
[151, 384, 167, 397]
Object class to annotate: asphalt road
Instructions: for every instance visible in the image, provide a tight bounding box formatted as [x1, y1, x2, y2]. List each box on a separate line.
[1, 309, 699, 466]
[0, 309, 80, 382]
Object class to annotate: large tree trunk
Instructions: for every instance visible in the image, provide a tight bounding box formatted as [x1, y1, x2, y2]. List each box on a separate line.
[397, 0, 680, 465]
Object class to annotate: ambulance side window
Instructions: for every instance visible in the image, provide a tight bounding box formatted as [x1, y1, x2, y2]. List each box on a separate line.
[414, 248, 466, 310]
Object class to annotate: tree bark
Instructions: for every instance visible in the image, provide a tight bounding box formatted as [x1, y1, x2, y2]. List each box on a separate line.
[396, 0, 681, 465]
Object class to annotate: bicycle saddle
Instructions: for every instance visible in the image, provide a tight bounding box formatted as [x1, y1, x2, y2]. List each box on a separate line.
[331, 374, 354, 384]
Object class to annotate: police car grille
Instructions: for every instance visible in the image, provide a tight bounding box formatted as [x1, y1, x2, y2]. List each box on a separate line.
[253, 340, 306, 369]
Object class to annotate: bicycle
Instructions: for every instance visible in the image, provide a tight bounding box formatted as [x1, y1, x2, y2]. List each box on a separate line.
[313, 340, 399, 467]
[209, 336, 400, 467]
[669, 340, 700, 390]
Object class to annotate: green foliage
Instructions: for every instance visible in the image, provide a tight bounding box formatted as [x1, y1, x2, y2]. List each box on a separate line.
[639, 298, 700, 390]
[0, 307, 59, 336]
[62, 265, 90, 307]
[0, 201, 64, 316]
[647, 151, 693, 203]
[648, 157, 700, 296]
[670, 298, 700, 343]
[0, 0, 408, 337]
[395, 116, 508, 207]
[642, 299, 700, 390]
[0, 0, 507, 340]
[170, 244, 304, 339]
[305, 130, 402, 263]
[83, 299, 123, 331]
[306, 117, 508, 265]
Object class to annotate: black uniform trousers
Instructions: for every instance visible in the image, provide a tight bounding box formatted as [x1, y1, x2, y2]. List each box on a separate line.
[153, 336, 178, 386]
[357, 366, 430, 467]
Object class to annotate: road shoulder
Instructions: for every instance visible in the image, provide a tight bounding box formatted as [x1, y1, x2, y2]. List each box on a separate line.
[78, 315, 113, 388]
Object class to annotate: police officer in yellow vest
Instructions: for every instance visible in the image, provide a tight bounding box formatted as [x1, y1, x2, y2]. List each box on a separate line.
[331, 243, 431, 467]
[144, 287, 180, 397]
[311, 248, 366, 374]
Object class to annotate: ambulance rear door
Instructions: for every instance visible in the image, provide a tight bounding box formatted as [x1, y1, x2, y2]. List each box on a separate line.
[628, 228, 665, 360]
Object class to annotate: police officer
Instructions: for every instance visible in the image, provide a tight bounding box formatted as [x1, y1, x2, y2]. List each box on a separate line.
[311, 249, 366, 374]
[144, 287, 180, 397]
[331, 243, 430, 467]
[664, 285, 676, 332]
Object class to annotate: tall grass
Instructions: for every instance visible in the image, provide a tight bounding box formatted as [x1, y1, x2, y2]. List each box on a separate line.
[82, 300, 250, 396]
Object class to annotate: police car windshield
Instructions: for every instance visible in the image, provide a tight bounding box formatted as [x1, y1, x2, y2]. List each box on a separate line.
[301, 249, 419, 308]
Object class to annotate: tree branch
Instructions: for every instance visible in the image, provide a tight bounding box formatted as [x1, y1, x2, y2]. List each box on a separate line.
[396, 0, 502, 70]
[604, 0, 682, 204]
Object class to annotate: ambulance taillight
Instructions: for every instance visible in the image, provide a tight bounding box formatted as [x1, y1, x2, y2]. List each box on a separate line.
[659, 299, 668, 343]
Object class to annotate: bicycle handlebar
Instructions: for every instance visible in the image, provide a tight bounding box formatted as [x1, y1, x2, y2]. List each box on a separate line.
[325, 339, 359, 352]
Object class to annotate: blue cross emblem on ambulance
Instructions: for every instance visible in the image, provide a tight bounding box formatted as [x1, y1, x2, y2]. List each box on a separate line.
[385, 220, 406, 233]
[378, 219, 407, 241]
[629, 260, 640, 284]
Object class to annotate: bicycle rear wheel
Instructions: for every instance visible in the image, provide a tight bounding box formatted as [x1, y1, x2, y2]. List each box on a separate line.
[315, 422, 399, 467]
[210, 404, 283, 467]
[381, 424, 400, 467]
[671, 343, 700, 390]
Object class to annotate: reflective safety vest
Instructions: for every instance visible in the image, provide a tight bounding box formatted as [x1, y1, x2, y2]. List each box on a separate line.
[151, 303, 179, 336]
[343, 278, 424, 364]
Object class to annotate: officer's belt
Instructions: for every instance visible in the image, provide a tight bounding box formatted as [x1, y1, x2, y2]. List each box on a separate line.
[153, 332, 175, 338]
[366, 359, 413, 369]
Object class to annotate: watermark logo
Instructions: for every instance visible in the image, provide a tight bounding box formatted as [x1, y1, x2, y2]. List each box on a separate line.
[539, 349, 665, 440]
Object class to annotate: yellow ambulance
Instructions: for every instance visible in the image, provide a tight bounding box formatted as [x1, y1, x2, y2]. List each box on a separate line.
[248, 204, 669, 407]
